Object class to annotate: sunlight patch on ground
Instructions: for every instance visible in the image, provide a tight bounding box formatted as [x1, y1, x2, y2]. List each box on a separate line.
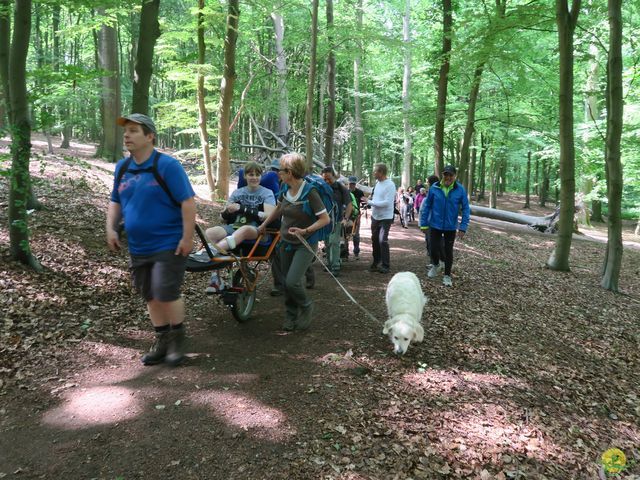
[438, 402, 555, 465]
[42, 386, 140, 429]
[402, 368, 525, 395]
[190, 389, 295, 440]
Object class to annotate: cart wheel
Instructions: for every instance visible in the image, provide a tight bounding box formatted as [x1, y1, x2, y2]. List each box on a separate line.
[230, 269, 256, 323]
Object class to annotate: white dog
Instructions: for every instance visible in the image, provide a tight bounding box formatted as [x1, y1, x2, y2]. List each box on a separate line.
[383, 271, 427, 355]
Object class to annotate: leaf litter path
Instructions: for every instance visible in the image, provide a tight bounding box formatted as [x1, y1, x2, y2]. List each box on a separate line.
[1, 154, 640, 479]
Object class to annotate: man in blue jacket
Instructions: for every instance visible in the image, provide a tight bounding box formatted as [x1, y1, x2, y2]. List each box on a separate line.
[419, 165, 470, 286]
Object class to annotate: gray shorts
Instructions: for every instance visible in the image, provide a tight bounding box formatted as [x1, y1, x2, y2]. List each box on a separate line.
[129, 250, 186, 302]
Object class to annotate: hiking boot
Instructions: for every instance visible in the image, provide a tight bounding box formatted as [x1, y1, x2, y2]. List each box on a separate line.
[369, 263, 379, 272]
[141, 331, 171, 365]
[297, 303, 314, 331]
[330, 268, 341, 277]
[270, 287, 283, 297]
[165, 328, 187, 367]
[377, 266, 390, 274]
[442, 275, 453, 287]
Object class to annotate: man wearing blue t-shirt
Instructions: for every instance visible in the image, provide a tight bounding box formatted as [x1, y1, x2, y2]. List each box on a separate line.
[106, 114, 196, 367]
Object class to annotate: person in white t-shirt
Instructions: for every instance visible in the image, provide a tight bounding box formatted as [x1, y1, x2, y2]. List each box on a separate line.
[367, 163, 396, 274]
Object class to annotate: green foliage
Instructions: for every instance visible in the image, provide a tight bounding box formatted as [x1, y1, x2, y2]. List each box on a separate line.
[17, 0, 640, 214]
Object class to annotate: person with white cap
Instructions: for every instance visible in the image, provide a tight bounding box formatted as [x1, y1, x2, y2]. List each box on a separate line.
[106, 113, 196, 366]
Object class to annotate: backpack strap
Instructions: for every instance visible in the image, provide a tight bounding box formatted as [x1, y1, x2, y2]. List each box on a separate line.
[150, 151, 181, 207]
[114, 150, 181, 207]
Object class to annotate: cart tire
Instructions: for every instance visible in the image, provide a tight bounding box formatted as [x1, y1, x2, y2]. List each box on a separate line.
[230, 269, 256, 323]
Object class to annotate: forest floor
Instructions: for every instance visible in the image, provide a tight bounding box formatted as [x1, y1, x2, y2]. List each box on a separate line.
[1, 137, 640, 479]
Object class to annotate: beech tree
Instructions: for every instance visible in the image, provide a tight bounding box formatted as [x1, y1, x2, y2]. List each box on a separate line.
[2, 0, 41, 270]
[305, 0, 319, 170]
[131, 0, 160, 115]
[547, 0, 581, 272]
[601, 0, 623, 292]
[215, 0, 239, 200]
[197, 0, 215, 198]
[401, 0, 412, 188]
[96, 7, 122, 162]
[433, 0, 452, 178]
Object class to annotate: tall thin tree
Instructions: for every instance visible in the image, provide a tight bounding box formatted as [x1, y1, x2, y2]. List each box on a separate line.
[353, 0, 364, 178]
[601, 0, 623, 291]
[96, 7, 122, 162]
[197, 0, 215, 198]
[323, 0, 336, 167]
[401, 0, 412, 188]
[215, 0, 239, 200]
[132, 0, 160, 115]
[305, 0, 319, 170]
[433, 0, 452, 178]
[3, 0, 41, 270]
[547, 0, 581, 272]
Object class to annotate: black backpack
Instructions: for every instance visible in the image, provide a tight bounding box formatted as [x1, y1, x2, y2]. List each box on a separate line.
[114, 150, 180, 207]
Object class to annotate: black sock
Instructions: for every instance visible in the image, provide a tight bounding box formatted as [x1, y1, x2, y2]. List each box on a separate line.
[170, 323, 184, 331]
[154, 324, 170, 333]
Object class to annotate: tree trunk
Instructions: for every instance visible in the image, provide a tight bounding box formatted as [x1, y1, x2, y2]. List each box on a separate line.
[489, 154, 497, 209]
[471, 205, 561, 232]
[583, 42, 603, 223]
[0, 0, 9, 129]
[197, 0, 215, 199]
[305, 0, 319, 170]
[271, 12, 289, 142]
[353, 0, 364, 178]
[131, 0, 160, 115]
[469, 137, 476, 197]
[478, 132, 486, 201]
[524, 150, 531, 208]
[401, 0, 412, 188]
[215, 0, 239, 200]
[433, 0, 452, 178]
[7, 0, 41, 270]
[323, 0, 336, 167]
[96, 7, 122, 162]
[458, 62, 484, 189]
[547, 0, 580, 272]
[601, 0, 623, 292]
[539, 157, 548, 207]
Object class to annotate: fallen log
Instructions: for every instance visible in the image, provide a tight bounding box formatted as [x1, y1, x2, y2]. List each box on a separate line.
[470, 205, 560, 233]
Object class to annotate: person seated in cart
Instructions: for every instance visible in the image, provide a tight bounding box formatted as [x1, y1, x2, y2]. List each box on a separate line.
[202, 161, 276, 292]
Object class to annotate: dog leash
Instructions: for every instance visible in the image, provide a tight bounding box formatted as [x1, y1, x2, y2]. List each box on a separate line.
[294, 232, 381, 325]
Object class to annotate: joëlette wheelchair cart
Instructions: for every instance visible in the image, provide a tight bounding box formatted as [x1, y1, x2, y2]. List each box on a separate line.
[185, 224, 280, 322]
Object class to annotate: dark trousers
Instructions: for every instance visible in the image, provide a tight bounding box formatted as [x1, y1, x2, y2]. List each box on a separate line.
[371, 218, 392, 269]
[424, 229, 445, 263]
[429, 228, 456, 275]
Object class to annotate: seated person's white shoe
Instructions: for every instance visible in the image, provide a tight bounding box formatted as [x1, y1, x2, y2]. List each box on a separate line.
[205, 271, 227, 294]
[190, 244, 219, 262]
[442, 275, 452, 287]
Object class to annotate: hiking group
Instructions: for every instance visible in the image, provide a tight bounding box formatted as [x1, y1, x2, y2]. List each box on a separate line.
[106, 114, 470, 366]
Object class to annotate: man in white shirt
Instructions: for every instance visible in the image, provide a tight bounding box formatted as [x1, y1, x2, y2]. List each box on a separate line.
[367, 163, 396, 273]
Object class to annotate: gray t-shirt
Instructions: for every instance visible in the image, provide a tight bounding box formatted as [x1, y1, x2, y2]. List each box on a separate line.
[228, 185, 275, 228]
